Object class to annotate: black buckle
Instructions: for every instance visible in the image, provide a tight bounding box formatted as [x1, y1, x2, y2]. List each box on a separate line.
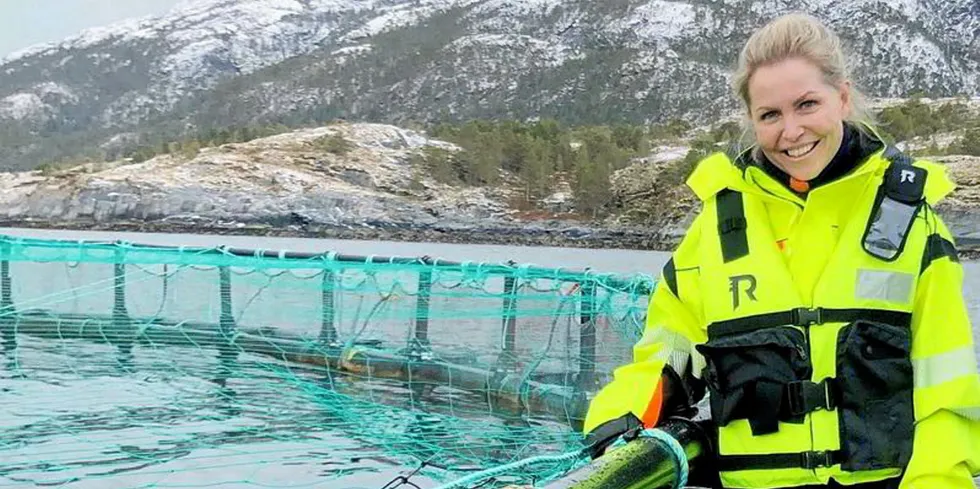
[719, 216, 747, 234]
[793, 307, 823, 326]
[785, 379, 837, 416]
[801, 450, 835, 470]
[823, 378, 839, 410]
[786, 381, 806, 416]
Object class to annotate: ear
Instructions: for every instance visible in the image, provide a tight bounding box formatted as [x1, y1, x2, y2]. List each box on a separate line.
[838, 80, 853, 118]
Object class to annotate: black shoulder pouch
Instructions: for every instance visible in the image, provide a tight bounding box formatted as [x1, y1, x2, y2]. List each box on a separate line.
[862, 163, 925, 261]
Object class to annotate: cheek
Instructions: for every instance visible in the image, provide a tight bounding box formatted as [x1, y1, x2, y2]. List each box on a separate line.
[815, 113, 843, 140]
[815, 108, 844, 135]
[753, 123, 780, 149]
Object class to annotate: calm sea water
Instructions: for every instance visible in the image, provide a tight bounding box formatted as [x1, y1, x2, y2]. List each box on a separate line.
[1, 227, 977, 489]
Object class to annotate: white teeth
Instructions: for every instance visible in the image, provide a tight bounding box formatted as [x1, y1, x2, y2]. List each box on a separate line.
[785, 142, 817, 158]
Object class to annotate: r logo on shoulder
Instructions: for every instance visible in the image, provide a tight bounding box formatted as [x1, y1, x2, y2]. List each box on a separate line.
[883, 164, 925, 204]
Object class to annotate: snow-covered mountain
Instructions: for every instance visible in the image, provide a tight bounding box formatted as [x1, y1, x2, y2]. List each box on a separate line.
[0, 0, 977, 170]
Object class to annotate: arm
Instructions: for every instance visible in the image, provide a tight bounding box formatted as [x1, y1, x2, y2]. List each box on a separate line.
[582, 215, 707, 444]
[900, 210, 980, 488]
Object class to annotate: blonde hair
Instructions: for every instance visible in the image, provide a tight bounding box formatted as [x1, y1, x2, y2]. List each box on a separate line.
[731, 13, 873, 149]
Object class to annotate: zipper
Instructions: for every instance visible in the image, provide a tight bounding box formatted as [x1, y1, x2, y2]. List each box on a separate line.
[795, 332, 809, 362]
[801, 322, 812, 362]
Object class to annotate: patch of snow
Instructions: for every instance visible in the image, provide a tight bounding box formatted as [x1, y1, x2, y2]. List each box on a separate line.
[343, 123, 452, 152]
[879, 0, 921, 17]
[160, 38, 229, 78]
[473, 0, 564, 14]
[3, 17, 162, 65]
[3, 45, 58, 65]
[332, 44, 373, 56]
[448, 34, 580, 67]
[0, 93, 45, 119]
[35, 82, 77, 101]
[451, 33, 520, 49]
[342, 4, 429, 41]
[645, 145, 689, 164]
[800, 0, 920, 17]
[168, 1, 307, 42]
[331, 44, 373, 64]
[342, 0, 480, 41]
[897, 34, 949, 73]
[2, 0, 364, 68]
[0, 81, 75, 119]
[610, 0, 697, 41]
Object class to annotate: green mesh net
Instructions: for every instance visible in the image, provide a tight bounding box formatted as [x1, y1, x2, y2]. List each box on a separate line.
[0, 234, 656, 488]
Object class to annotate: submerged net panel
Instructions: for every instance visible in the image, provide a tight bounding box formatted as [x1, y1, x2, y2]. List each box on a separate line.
[0, 235, 655, 488]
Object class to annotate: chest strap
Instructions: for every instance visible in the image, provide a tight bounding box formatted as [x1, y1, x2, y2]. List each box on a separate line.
[707, 307, 912, 340]
[717, 449, 844, 471]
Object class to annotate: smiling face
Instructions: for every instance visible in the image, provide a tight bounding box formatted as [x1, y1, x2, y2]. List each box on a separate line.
[748, 57, 852, 181]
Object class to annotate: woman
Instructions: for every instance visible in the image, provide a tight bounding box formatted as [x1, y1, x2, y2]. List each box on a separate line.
[582, 13, 980, 489]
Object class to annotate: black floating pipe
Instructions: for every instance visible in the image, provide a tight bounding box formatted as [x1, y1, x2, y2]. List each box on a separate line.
[8, 311, 589, 425]
[339, 345, 587, 424]
[319, 269, 337, 345]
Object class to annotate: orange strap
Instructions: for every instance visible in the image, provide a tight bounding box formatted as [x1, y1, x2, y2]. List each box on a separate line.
[640, 378, 665, 428]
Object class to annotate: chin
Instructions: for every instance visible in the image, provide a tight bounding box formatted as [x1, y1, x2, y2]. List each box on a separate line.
[775, 159, 824, 181]
[791, 168, 823, 181]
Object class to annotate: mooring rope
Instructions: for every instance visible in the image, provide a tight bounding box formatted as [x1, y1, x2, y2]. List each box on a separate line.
[427, 449, 587, 489]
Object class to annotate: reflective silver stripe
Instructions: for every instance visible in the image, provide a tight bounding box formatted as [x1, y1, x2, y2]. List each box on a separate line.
[855, 269, 913, 304]
[951, 407, 980, 421]
[640, 326, 693, 373]
[914, 346, 980, 389]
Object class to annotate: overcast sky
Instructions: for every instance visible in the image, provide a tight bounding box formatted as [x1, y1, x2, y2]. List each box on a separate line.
[0, 0, 184, 57]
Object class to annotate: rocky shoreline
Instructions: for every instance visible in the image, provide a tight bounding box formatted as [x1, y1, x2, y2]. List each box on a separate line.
[0, 217, 673, 252]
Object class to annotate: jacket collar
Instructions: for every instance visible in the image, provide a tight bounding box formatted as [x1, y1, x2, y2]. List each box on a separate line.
[686, 123, 955, 206]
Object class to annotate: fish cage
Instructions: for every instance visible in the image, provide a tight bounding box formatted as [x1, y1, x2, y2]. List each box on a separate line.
[0, 234, 656, 488]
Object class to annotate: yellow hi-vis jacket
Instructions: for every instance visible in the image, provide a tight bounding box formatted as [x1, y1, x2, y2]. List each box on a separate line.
[584, 144, 980, 488]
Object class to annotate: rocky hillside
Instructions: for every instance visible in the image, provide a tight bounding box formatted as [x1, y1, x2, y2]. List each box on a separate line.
[0, 122, 657, 248]
[0, 0, 978, 171]
[4, 120, 980, 253]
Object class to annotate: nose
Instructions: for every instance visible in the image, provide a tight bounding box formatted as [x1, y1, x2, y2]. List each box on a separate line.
[782, 115, 805, 142]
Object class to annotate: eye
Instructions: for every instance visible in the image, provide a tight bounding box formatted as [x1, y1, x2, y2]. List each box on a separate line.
[759, 110, 778, 121]
[799, 99, 818, 109]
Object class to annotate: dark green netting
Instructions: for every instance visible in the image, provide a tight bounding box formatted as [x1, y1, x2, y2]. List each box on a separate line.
[0, 234, 656, 488]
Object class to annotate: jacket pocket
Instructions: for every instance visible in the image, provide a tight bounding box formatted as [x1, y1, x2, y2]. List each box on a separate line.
[836, 320, 914, 471]
[696, 327, 810, 436]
